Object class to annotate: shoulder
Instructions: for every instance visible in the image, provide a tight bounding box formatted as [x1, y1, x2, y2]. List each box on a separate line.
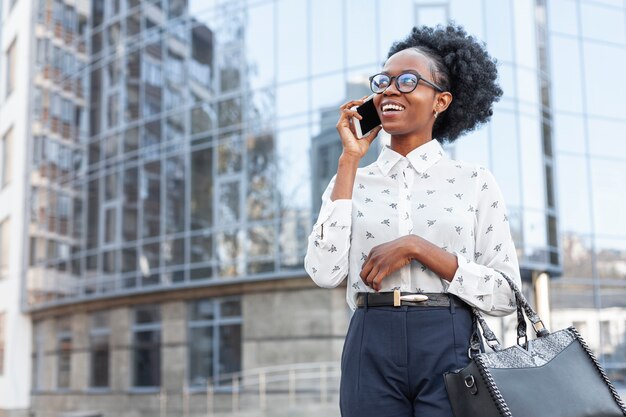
[441, 157, 484, 177]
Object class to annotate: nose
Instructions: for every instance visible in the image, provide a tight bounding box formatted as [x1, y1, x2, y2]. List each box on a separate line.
[383, 77, 401, 96]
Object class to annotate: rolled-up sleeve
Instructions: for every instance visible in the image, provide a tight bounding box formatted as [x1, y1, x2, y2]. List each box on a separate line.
[446, 167, 521, 316]
[304, 175, 353, 288]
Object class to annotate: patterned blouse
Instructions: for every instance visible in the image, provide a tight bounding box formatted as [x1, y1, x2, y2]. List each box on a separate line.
[304, 139, 521, 315]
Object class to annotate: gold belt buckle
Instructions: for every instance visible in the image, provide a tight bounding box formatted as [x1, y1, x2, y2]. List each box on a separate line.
[394, 289, 429, 306]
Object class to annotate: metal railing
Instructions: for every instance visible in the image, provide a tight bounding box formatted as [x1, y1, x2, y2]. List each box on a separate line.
[163, 361, 341, 417]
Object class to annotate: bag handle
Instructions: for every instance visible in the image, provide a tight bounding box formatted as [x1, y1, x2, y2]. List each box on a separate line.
[469, 270, 550, 354]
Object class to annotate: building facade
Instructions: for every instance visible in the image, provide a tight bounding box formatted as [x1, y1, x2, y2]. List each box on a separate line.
[0, 0, 625, 416]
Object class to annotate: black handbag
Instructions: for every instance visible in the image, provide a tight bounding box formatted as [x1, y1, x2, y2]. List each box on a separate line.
[444, 272, 626, 417]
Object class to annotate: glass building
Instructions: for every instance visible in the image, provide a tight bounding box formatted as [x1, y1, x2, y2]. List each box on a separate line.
[0, 0, 625, 416]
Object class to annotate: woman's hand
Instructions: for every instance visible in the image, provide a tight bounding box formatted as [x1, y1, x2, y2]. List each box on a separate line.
[336, 96, 383, 159]
[360, 235, 419, 291]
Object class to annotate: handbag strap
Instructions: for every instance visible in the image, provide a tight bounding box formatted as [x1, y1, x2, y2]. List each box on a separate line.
[471, 270, 550, 353]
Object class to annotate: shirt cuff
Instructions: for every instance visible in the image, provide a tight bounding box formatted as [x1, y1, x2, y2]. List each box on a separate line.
[446, 251, 473, 299]
[314, 198, 352, 228]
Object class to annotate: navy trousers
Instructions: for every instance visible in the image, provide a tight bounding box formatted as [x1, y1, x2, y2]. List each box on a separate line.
[339, 298, 473, 417]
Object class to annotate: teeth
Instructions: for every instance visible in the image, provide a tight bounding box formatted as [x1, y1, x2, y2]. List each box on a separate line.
[382, 104, 405, 112]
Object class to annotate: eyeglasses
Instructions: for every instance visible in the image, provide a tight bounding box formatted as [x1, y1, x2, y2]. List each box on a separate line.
[369, 71, 444, 94]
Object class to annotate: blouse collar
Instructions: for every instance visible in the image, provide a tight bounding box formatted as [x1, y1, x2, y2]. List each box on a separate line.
[376, 139, 446, 176]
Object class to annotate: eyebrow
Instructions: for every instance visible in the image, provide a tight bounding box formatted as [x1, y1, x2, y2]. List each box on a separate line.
[379, 69, 419, 75]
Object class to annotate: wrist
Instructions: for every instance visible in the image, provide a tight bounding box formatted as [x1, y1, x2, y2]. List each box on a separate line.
[408, 235, 423, 261]
[339, 152, 361, 166]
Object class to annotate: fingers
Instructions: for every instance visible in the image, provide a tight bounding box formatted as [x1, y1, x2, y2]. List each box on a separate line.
[362, 125, 383, 144]
[371, 270, 387, 292]
[362, 265, 379, 289]
[339, 96, 369, 111]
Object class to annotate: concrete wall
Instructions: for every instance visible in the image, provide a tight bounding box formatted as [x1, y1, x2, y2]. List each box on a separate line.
[29, 285, 348, 417]
[0, 0, 34, 413]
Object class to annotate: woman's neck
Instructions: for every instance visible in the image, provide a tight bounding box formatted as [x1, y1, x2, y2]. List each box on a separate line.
[389, 134, 433, 157]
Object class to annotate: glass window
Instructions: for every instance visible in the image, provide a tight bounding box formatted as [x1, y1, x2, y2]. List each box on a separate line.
[2, 126, 13, 188]
[90, 311, 110, 388]
[246, 2, 275, 89]
[583, 42, 626, 120]
[190, 147, 213, 230]
[595, 237, 626, 280]
[190, 23, 213, 90]
[553, 113, 586, 154]
[0, 217, 9, 280]
[142, 162, 161, 238]
[218, 180, 240, 224]
[276, 81, 308, 121]
[489, 111, 521, 207]
[587, 118, 626, 160]
[311, 72, 344, 115]
[163, 237, 185, 267]
[516, 67, 540, 105]
[276, 126, 311, 211]
[191, 234, 212, 263]
[580, 2, 625, 44]
[342, 0, 380, 67]
[311, 0, 344, 75]
[56, 316, 72, 389]
[32, 321, 44, 390]
[512, 0, 538, 70]
[247, 134, 275, 221]
[590, 158, 626, 237]
[556, 155, 591, 233]
[518, 114, 546, 211]
[548, 0, 579, 36]
[132, 305, 161, 388]
[415, 4, 449, 27]
[5, 37, 17, 98]
[188, 298, 241, 387]
[0, 312, 4, 375]
[378, 0, 416, 61]
[484, 0, 513, 61]
[165, 156, 186, 234]
[216, 230, 242, 277]
[277, 0, 307, 82]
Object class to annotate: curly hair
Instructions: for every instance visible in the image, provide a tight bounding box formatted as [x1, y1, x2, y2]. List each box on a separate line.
[387, 24, 503, 143]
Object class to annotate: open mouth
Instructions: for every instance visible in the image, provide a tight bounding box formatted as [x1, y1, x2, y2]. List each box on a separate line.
[381, 103, 406, 113]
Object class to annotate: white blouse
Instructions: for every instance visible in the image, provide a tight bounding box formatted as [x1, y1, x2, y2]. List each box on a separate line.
[304, 139, 521, 316]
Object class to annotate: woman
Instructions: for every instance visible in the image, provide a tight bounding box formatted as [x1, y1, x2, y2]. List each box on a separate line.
[304, 24, 521, 417]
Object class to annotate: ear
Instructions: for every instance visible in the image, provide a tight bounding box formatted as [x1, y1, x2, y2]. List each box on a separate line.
[433, 91, 453, 114]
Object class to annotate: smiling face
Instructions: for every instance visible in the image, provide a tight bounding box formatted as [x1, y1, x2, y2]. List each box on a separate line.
[373, 49, 449, 138]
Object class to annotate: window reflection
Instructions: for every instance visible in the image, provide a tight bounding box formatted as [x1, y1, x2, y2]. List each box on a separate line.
[595, 237, 626, 280]
[190, 147, 214, 230]
[165, 156, 186, 234]
[216, 230, 242, 277]
[246, 2, 275, 88]
[247, 133, 275, 221]
[142, 161, 161, 238]
[583, 42, 626, 120]
[580, 2, 626, 44]
[556, 155, 591, 233]
[587, 117, 626, 159]
[590, 158, 626, 237]
[553, 113, 585, 154]
[276, 0, 307, 82]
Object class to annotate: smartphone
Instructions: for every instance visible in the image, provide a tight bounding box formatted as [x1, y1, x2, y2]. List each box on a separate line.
[352, 94, 382, 139]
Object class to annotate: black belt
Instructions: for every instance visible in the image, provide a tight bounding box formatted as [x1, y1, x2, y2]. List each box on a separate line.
[356, 292, 466, 308]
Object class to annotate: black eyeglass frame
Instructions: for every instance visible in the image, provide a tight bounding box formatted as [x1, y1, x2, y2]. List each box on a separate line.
[368, 70, 445, 94]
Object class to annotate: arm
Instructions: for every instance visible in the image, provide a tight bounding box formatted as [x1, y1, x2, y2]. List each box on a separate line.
[442, 167, 521, 316]
[304, 97, 382, 288]
[303, 157, 357, 288]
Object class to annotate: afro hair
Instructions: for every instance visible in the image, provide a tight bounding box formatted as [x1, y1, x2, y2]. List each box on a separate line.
[387, 23, 503, 143]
